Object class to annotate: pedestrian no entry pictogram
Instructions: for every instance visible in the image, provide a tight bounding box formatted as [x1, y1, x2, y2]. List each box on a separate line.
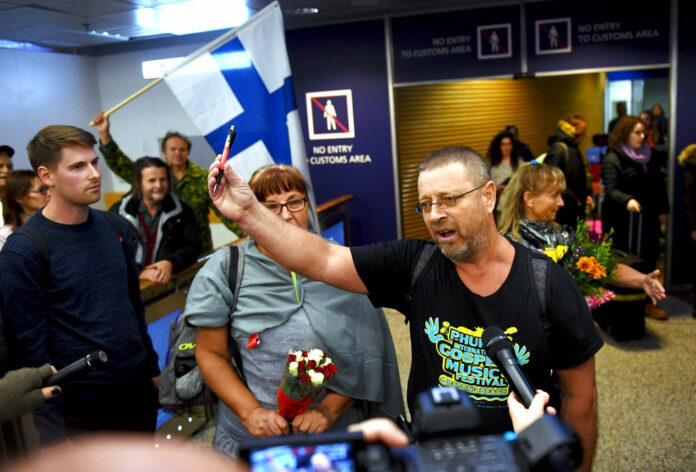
[306, 90, 355, 140]
[477, 23, 512, 60]
[535, 18, 571, 55]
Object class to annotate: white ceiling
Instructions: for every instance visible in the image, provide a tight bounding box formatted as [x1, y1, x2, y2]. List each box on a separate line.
[0, 0, 516, 51]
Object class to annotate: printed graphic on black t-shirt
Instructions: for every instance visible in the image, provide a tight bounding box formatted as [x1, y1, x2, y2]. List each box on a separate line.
[424, 318, 528, 401]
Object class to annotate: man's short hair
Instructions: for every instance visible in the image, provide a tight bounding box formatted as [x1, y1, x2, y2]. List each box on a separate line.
[26, 125, 96, 172]
[132, 156, 170, 199]
[419, 146, 491, 186]
[0, 145, 15, 158]
[161, 132, 191, 153]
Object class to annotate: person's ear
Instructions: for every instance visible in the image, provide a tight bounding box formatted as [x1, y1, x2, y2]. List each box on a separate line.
[37, 166, 53, 187]
[480, 180, 497, 213]
[523, 190, 535, 208]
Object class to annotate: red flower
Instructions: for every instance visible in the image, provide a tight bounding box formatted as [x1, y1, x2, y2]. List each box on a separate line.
[302, 351, 308, 358]
[323, 363, 337, 379]
[307, 360, 317, 369]
[298, 361, 306, 373]
[299, 373, 311, 385]
[288, 354, 296, 363]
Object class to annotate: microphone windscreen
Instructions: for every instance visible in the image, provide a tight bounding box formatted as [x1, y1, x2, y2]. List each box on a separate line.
[482, 326, 513, 357]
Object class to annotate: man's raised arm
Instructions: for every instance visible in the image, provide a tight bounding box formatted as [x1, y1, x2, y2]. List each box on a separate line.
[208, 157, 367, 294]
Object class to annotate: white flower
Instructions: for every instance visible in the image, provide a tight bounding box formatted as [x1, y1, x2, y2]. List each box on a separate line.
[323, 357, 333, 366]
[307, 349, 324, 363]
[309, 370, 325, 387]
[288, 361, 299, 377]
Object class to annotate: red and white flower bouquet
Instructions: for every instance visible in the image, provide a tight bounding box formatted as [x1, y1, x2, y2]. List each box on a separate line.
[277, 348, 337, 420]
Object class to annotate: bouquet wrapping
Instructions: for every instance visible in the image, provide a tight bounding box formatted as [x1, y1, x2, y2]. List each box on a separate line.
[277, 349, 337, 419]
[541, 221, 618, 309]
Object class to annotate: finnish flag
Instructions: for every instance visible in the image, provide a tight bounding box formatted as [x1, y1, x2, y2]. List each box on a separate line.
[163, 2, 312, 198]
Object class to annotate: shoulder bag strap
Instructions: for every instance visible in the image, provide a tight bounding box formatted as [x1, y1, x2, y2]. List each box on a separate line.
[226, 245, 247, 384]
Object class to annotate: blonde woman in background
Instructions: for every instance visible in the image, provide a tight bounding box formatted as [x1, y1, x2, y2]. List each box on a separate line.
[497, 162, 665, 305]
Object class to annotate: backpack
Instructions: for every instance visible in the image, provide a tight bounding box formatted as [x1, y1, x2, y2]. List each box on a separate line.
[159, 245, 245, 409]
[535, 141, 568, 165]
[406, 243, 552, 339]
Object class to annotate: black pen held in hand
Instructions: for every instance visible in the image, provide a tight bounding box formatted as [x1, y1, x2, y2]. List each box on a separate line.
[213, 125, 236, 193]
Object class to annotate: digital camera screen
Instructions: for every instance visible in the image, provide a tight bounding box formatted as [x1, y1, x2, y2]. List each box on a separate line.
[248, 441, 356, 472]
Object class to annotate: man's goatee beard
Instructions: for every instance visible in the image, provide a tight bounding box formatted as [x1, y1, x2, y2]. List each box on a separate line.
[438, 234, 488, 262]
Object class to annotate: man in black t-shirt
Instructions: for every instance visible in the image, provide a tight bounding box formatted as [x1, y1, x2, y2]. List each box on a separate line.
[208, 146, 602, 472]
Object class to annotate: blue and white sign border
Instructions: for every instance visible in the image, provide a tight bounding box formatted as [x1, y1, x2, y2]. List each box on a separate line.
[476, 23, 512, 60]
[306, 89, 355, 141]
[535, 17, 572, 55]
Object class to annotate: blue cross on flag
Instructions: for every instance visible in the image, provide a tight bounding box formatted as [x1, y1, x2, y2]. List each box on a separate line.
[163, 2, 312, 194]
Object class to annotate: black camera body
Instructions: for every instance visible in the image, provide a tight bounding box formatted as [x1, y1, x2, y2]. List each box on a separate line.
[239, 386, 581, 472]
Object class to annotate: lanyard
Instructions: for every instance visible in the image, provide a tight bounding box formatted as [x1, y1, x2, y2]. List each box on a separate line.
[291, 271, 300, 305]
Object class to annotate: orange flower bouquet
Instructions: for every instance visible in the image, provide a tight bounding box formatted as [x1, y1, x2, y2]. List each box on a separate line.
[543, 221, 618, 308]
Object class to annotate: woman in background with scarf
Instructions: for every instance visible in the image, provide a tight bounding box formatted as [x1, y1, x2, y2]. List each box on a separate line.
[601, 116, 669, 319]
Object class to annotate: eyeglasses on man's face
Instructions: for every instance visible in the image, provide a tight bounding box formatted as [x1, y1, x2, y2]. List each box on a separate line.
[414, 184, 485, 214]
[263, 196, 308, 214]
[28, 186, 50, 195]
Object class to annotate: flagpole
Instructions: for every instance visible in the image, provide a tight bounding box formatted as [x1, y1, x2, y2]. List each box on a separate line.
[89, 1, 280, 126]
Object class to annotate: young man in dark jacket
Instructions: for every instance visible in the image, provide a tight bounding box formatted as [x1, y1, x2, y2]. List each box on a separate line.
[0, 125, 160, 444]
[110, 157, 202, 284]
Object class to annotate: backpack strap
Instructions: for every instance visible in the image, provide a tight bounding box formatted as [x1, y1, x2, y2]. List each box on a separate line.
[10, 225, 50, 266]
[225, 245, 247, 384]
[99, 210, 124, 241]
[403, 243, 438, 324]
[527, 250, 563, 405]
[411, 243, 438, 294]
[527, 251, 552, 340]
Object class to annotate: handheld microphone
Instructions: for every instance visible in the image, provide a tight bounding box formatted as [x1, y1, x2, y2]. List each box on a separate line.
[44, 350, 109, 386]
[482, 326, 535, 407]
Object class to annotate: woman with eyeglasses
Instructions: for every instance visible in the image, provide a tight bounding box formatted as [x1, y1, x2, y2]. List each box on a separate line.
[497, 162, 665, 305]
[184, 164, 403, 457]
[0, 170, 50, 250]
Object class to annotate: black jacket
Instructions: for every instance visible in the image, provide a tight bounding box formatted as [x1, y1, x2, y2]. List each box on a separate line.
[545, 129, 588, 228]
[110, 193, 202, 274]
[601, 147, 669, 269]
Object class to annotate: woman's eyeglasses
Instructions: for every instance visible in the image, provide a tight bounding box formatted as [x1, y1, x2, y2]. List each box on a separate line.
[28, 186, 50, 195]
[263, 196, 308, 214]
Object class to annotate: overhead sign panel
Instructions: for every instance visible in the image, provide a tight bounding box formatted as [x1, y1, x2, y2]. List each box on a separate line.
[392, 5, 520, 84]
[526, 0, 669, 72]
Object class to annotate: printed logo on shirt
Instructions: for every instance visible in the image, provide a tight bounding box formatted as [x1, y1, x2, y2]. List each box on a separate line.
[424, 317, 530, 402]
